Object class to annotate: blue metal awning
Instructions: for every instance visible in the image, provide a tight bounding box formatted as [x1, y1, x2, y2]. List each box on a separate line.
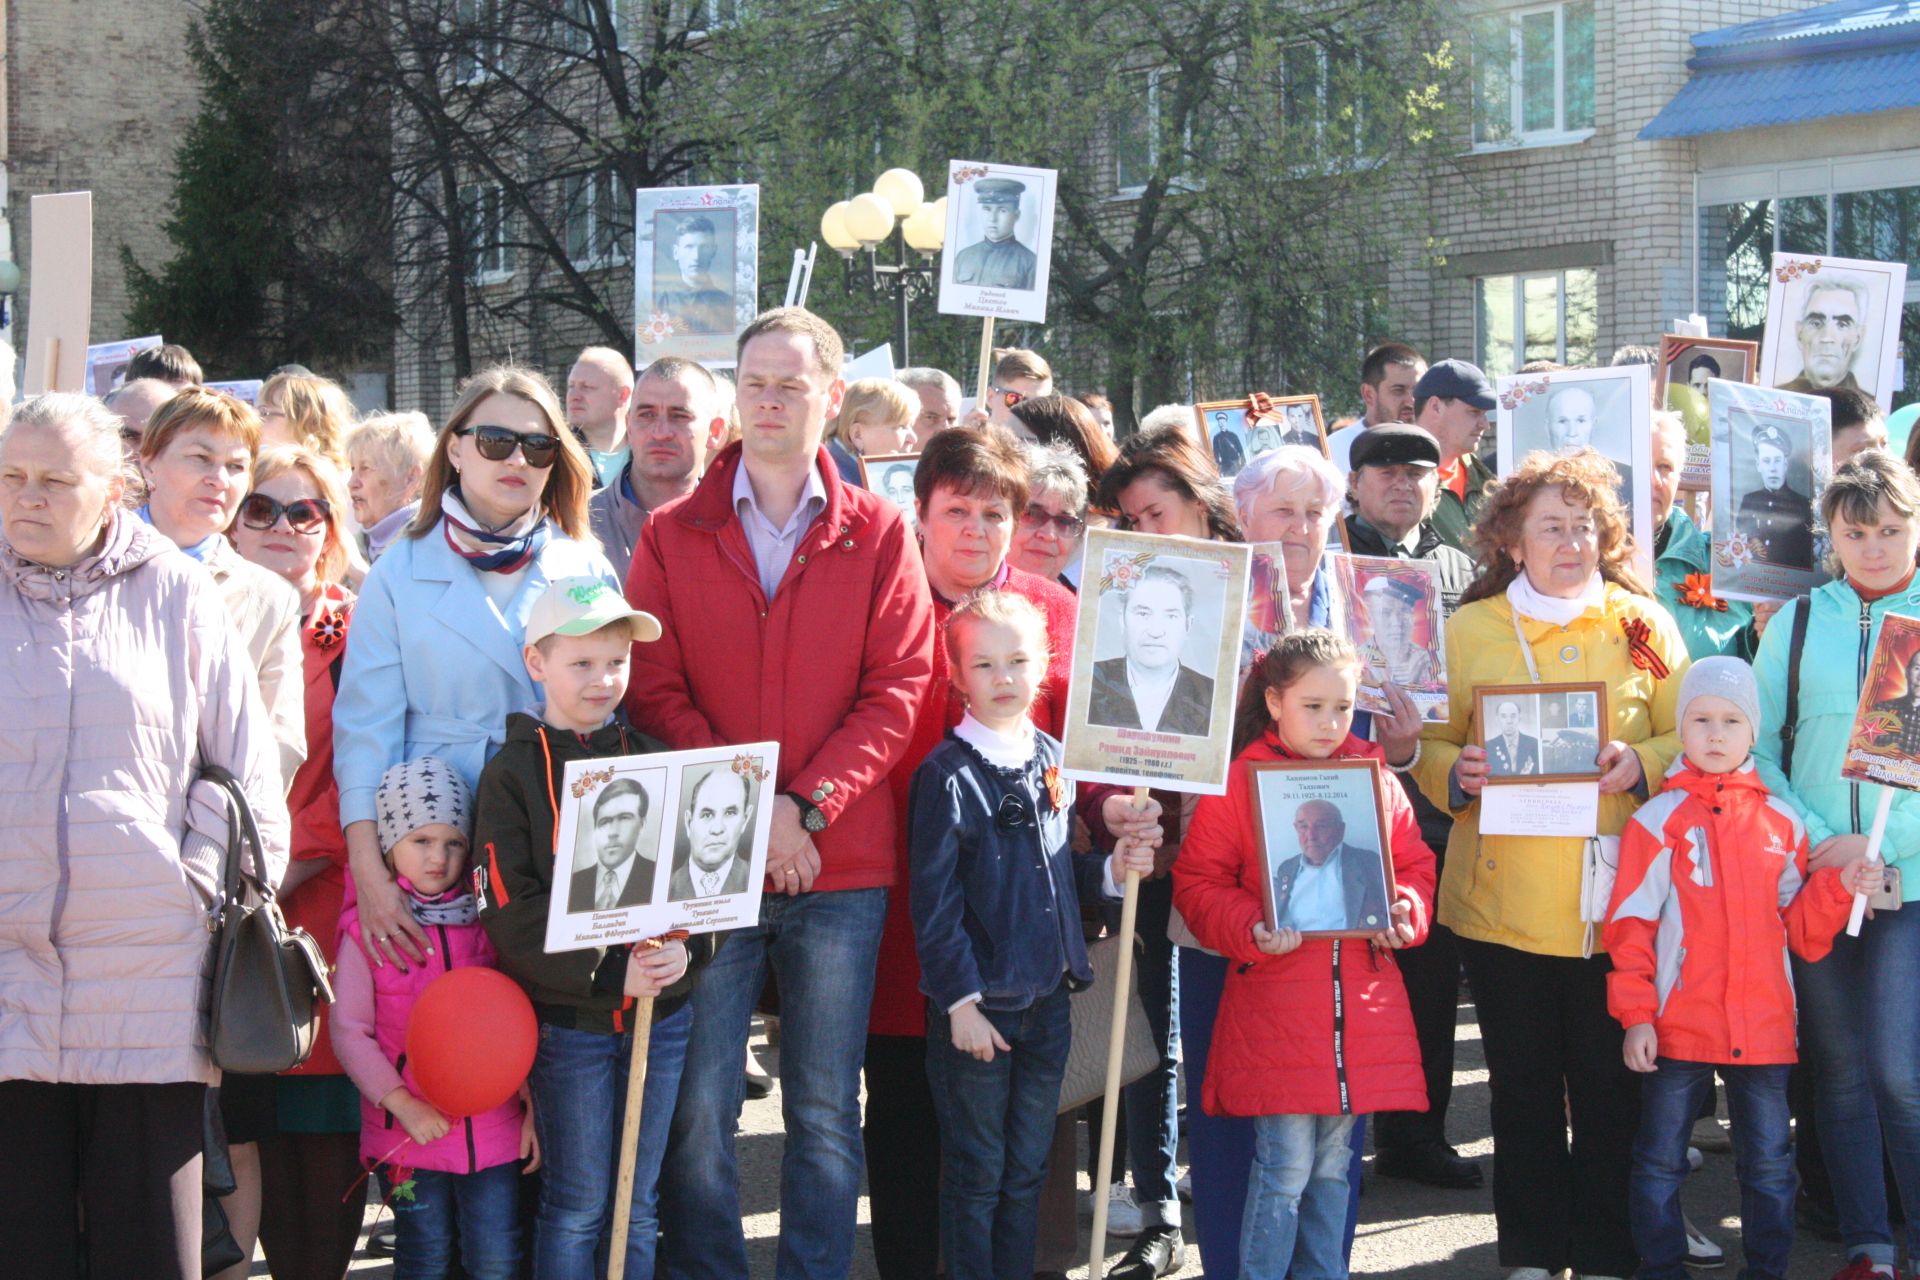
[1640, 1, 1920, 140]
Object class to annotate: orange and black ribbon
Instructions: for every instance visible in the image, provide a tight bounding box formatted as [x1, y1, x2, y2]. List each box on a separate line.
[1622, 617, 1670, 679]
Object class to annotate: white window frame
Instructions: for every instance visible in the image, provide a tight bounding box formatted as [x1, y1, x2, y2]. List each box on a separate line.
[557, 0, 620, 54]
[1113, 68, 1198, 198]
[688, 0, 743, 38]
[455, 0, 504, 84]
[1469, 2, 1596, 154]
[1282, 40, 1378, 169]
[1473, 266, 1597, 377]
[565, 171, 629, 269]
[461, 183, 514, 284]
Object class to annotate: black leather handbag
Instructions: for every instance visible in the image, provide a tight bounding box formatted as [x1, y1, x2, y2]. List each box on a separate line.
[202, 765, 334, 1073]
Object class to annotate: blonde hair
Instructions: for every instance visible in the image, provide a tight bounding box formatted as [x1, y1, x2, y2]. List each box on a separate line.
[141, 386, 263, 462]
[993, 348, 1053, 389]
[347, 411, 435, 484]
[827, 378, 916, 447]
[249, 445, 369, 585]
[260, 372, 356, 467]
[944, 589, 1052, 672]
[408, 366, 593, 542]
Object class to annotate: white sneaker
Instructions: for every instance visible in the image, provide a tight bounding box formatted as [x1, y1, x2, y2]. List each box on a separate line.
[1686, 1145, 1704, 1172]
[1103, 1182, 1145, 1238]
[1176, 1170, 1192, 1202]
[1683, 1215, 1724, 1268]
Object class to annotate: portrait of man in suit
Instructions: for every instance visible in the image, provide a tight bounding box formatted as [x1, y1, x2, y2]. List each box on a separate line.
[1088, 562, 1216, 737]
[1270, 798, 1389, 933]
[568, 778, 656, 913]
[669, 766, 755, 903]
[1485, 699, 1541, 777]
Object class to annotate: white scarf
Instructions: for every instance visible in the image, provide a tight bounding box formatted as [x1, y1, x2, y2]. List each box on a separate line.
[1505, 570, 1605, 627]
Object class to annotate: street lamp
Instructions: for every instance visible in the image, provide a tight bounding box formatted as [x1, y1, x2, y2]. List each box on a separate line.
[818, 168, 945, 365]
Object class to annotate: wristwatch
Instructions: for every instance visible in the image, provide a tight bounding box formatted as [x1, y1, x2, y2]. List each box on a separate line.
[784, 791, 829, 833]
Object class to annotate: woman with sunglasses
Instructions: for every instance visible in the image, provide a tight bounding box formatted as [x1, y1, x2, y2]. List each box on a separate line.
[1008, 443, 1091, 591]
[227, 447, 369, 1280]
[332, 366, 611, 976]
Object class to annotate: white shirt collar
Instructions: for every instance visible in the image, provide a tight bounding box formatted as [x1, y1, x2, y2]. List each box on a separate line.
[954, 711, 1037, 769]
[732, 456, 827, 536]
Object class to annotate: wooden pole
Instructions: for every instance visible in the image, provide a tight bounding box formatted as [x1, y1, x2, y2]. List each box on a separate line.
[973, 316, 997, 406]
[43, 338, 59, 394]
[1847, 786, 1894, 937]
[1087, 785, 1151, 1279]
[606, 994, 657, 1280]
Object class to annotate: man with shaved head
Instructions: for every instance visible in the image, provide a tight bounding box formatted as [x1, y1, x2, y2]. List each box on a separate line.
[105, 378, 178, 459]
[1270, 798, 1389, 933]
[567, 345, 637, 488]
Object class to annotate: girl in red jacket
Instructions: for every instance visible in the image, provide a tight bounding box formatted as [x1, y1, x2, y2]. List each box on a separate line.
[1605, 657, 1880, 1280]
[1173, 629, 1435, 1280]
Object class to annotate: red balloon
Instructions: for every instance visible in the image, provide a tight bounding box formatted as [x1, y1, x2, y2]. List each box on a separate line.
[404, 967, 537, 1118]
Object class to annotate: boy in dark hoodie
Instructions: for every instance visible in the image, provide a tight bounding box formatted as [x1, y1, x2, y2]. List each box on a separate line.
[477, 576, 713, 1279]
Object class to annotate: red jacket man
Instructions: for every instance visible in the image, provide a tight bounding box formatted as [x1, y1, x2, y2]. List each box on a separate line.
[623, 307, 934, 1280]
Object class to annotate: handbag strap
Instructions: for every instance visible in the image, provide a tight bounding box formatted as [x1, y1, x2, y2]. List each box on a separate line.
[200, 765, 274, 912]
[1510, 610, 1542, 684]
[1780, 596, 1811, 785]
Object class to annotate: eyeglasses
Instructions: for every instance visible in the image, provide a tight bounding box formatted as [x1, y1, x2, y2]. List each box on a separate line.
[454, 424, 560, 468]
[239, 493, 332, 533]
[1019, 504, 1086, 537]
[993, 386, 1025, 409]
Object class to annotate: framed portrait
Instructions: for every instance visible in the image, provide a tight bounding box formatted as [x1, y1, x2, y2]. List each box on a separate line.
[1196, 400, 1253, 477]
[1708, 379, 1833, 604]
[859, 453, 921, 530]
[1759, 252, 1909, 411]
[1247, 758, 1396, 938]
[1240, 540, 1290, 681]
[1331, 554, 1449, 721]
[937, 159, 1057, 325]
[206, 379, 262, 406]
[1473, 682, 1609, 785]
[1655, 335, 1758, 491]
[1195, 395, 1327, 479]
[1495, 364, 1655, 583]
[1061, 527, 1251, 794]
[542, 742, 779, 954]
[84, 334, 162, 396]
[633, 184, 760, 368]
[1843, 613, 1920, 792]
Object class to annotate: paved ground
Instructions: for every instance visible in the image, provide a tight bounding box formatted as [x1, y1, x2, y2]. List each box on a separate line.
[329, 1003, 1857, 1279]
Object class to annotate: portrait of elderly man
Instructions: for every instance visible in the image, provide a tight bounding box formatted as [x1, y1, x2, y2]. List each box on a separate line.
[1360, 574, 1438, 691]
[1088, 561, 1216, 737]
[1270, 798, 1389, 933]
[568, 777, 656, 913]
[654, 213, 734, 335]
[669, 766, 755, 902]
[1777, 275, 1869, 394]
[951, 177, 1037, 291]
[1545, 383, 1633, 500]
[1485, 699, 1541, 777]
[1736, 422, 1815, 567]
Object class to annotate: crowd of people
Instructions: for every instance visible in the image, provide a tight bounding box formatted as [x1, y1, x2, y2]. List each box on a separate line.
[2, 311, 1919, 1280]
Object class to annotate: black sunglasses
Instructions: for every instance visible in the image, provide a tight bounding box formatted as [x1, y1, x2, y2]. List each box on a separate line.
[239, 493, 332, 534]
[455, 424, 560, 468]
[1019, 504, 1086, 537]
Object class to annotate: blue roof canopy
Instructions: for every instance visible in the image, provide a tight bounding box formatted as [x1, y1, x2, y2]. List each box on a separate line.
[1640, 1, 1920, 141]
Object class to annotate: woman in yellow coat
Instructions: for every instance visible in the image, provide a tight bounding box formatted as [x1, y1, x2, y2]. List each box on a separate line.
[1411, 450, 1690, 1280]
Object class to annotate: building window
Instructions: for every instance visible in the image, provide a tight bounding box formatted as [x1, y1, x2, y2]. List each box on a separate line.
[1113, 69, 1203, 195]
[557, 0, 618, 54]
[1282, 40, 1382, 164]
[460, 183, 513, 282]
[1474, 267, 1597, 379]
[1470, 2, 1595, 149]
[565, 172, 628, 267]
[454, 0, 503, 83]
[689, 0, 743, 34]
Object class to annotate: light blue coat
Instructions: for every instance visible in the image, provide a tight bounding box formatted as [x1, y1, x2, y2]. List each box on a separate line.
[331, 517, 618, 827]
[1752, 573, 1920, 901]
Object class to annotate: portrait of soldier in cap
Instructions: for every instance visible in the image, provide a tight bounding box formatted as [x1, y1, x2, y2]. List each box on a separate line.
[952, 177, 1037, 291]
[1358, 573, 1439, 692]
[1735, 421, 1814, 569]
[653, 212, 735, 335]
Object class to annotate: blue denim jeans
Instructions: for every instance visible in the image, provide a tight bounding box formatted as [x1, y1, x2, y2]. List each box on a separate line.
[924, 984, 1072, 1280]
[1240, 1113, 1355, 1280]
[1794, 902, 1920, 1268]
[658, 887, 887, 1280]
[1630, 1058, 1794, 1280]
[527, 1006, 691, 1280]
[391, 1161, 522, 1280]
[1120, 877, 1180, 1225]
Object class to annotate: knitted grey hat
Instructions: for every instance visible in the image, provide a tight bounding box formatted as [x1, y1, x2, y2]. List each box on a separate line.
[1677, 656, 1761, 735]
[376, 756, 474, 858]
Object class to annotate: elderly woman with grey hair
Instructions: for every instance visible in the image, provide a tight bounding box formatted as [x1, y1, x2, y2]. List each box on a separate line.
[1009, 443, 1090, 590]
[344, 412, 434, 561]
[1233, 444, 1346, 635]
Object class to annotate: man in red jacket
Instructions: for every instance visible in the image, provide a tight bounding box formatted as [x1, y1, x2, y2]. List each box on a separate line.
[624, 306, 935, 1280]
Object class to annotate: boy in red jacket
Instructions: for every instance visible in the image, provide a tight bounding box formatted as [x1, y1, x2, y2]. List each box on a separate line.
[1607, 656, 1882, 1280]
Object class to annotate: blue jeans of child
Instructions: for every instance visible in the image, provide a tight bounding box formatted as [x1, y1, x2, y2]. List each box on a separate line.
[925, 984, 1073, 1280]
[1240, 1112, 1356, 1280]
[1629, 1058, 1794, 1280]
[1794, 903, 1920, 1268]
[528, 1006, 692, 1280]
[391, 1161, 521, 1280]
[658, 887, 888, 1280]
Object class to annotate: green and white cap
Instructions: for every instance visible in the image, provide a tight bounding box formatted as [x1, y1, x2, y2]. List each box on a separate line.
[526, 577, 663, 646]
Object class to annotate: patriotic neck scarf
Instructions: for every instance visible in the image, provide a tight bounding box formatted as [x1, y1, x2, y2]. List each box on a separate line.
[398, 876, 479, 926]
[440, 486, 550, 573]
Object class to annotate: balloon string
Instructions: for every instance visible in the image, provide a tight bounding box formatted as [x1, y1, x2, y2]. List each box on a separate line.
[340, 1137, 414, 1206]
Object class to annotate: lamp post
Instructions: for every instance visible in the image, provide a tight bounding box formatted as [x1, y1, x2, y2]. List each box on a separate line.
[819, 168, 945, 366]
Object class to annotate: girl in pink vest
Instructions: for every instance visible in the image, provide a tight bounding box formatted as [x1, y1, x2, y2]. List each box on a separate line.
[333, 757, 535, 1279]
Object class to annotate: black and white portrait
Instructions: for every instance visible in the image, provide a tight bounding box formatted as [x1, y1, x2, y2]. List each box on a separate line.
[566, 771, 665, 915]
[1761, 254, 1908, 409]
[938, 161, 1057, 324]
[1197, 403, 1251, 477]
[652, 210, 737, 336]
[635, 183, 759, 367]
[1251, 762, 1394, 937]
[1732, 417, 1816, 571]
[1087, 557, 1224, 739]
[861, 454, 921, 529]
[1483, 697, 1542, 778]
[950, 178, 1036, 293]
[1476, 684, 1606, 784]
[669, 763, 759, 903]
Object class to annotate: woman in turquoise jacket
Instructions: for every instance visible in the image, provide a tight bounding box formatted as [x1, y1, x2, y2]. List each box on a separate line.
[1750, 450, 1920, 1278]
[333, 366, 616, 971]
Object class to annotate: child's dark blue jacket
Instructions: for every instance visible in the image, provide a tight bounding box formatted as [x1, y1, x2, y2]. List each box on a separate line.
[908, 729, 1114, 1013]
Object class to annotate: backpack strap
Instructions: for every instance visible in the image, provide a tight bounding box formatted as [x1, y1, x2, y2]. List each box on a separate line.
[1780, 596, 1812, 784]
